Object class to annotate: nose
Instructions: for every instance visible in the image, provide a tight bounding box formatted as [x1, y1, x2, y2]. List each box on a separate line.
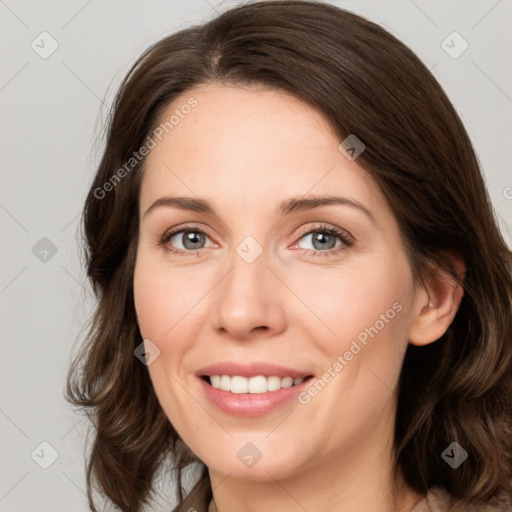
[210, 244, 287, 341]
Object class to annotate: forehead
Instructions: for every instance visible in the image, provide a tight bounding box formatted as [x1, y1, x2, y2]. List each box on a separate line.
[139, 83, 391, 223]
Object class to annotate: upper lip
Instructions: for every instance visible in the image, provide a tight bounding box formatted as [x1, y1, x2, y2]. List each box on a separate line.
[196, 362, 313, 379]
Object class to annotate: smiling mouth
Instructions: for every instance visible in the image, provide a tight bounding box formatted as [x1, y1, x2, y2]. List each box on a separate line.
[201, 374, 314, 394]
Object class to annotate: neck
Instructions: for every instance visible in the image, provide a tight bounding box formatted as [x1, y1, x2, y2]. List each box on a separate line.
[206, 403, 423, 512]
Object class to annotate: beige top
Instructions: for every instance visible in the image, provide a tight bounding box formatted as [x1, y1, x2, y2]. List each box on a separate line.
[410, 486, 512, 512]
[201, 487, 512, 512]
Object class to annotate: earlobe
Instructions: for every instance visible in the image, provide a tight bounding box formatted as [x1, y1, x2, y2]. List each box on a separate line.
[408, 251, 466, 347]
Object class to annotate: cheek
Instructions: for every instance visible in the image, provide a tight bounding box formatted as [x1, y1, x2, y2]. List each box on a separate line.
[295, 257, 414, 410]
[133, 272, 170, 339]
[133, 256, 185, 345]
[294, 255, 411, 351]
[133, 255, 213, 371]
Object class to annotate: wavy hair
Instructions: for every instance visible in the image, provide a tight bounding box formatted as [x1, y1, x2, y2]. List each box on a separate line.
[65, 1, 512, 511]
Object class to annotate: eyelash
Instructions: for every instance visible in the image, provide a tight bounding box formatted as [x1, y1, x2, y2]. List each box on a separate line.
[157, 223, 354, 258]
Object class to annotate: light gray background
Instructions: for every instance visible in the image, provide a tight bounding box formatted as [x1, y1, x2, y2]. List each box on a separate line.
[1, 0, 511, 511]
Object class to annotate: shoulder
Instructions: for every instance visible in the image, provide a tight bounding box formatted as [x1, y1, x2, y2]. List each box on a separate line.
[411, 486, 512, 512]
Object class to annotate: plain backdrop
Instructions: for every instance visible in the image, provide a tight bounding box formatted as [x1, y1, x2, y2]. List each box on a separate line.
[1, 0, 511, 511]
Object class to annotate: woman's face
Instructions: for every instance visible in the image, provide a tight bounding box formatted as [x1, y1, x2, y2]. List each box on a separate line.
[133, 83, 423, 482]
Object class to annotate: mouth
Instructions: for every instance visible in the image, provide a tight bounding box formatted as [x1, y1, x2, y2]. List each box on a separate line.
[195, 362, 315, 416]
[197, 372, 315, 417]
[200, 374, 315, 394]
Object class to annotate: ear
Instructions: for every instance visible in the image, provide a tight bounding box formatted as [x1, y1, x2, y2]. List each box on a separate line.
[408, 250, 466, 347]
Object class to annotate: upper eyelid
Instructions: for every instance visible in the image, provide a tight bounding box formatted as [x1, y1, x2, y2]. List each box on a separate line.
[295, 224, 352, 242]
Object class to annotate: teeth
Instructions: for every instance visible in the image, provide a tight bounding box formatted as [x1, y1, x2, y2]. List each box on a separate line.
[208, 375, 306, 394]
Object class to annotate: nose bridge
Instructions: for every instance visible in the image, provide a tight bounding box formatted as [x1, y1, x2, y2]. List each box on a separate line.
[211, 234, 285, 338]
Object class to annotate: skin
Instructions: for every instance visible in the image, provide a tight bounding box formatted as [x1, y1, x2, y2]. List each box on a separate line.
[133, 83, 465, 512]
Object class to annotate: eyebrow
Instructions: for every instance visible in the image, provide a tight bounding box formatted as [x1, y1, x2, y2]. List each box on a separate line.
[143, 195, 377, 226]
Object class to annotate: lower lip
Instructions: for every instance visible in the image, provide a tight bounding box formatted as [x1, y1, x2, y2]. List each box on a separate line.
[198, 376, 314, 417]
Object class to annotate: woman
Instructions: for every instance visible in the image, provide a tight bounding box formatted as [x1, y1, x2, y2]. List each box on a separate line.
[66, 2, 512, 511]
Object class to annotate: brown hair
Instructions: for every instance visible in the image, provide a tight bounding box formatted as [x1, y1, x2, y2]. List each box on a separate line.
[65, 1, 512, 511]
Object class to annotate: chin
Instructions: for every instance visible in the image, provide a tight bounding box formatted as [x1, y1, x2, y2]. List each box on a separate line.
[199, 440, 306, 481]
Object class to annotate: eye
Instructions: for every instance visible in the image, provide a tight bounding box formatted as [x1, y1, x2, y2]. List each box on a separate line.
[293, 224, 354, 257]
[158, 225, 214, 256]
[158, 223, 354, 258]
